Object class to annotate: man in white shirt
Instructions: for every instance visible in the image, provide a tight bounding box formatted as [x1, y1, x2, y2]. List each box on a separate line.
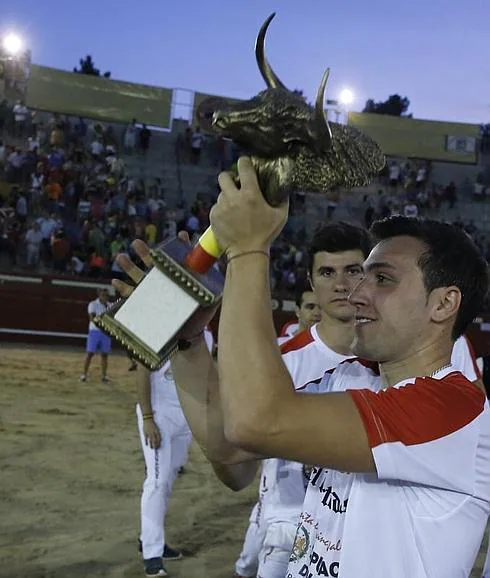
[388, 161, 400, 189]
[16, 192, 28, 223]
[191, 127, 203, 164]
[416, 166, 427, 188]
[37, 213, 59, 262]
[279, 286, 321, 341]
[279, 319, 300, 339]
[204, 158, 490, 578]
[232, 223, 483, 578]
[91, 138, 104, 158]
[107, 153, 125, 178]
[276, 285, 321, 346]
[124, 119, 137, 155]
[112, 160, 489, 577]
[7, 149, 24, 183]
[25, 221, 43, 267]
[234, 223, 368, 578]
[136, 329, 214, 577]
[13, 100, 29, 138]
[80, 289, 112, 382]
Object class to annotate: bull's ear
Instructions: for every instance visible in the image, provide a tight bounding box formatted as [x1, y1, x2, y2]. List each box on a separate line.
[255, 13, 287, 90]
[314, 69, 333, 149]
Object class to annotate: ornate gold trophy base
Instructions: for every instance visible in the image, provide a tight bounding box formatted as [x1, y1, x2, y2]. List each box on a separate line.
[94, 238, 223, 371]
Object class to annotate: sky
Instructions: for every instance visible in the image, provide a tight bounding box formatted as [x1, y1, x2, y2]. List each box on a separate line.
[2, 0, 489, 124]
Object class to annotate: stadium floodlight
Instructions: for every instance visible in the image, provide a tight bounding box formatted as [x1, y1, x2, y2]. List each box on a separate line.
[339, 88, 354, 107]
[2, 33, 23, 56]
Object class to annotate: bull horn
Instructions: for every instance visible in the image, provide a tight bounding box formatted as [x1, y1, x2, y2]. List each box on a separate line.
[255, 13, 287, 90]
[315, 68, 333, 147]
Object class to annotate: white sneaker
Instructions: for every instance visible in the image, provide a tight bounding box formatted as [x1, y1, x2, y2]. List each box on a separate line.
[80, 375, 87, 382]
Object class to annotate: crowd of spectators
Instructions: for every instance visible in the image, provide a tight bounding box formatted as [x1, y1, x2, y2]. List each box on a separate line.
[0, 106, 218, 280]
[357, 160, 490, 261]
[0, 103, 489, 298]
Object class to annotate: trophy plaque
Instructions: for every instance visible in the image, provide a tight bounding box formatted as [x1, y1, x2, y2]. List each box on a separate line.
[94, 231, 223, 371]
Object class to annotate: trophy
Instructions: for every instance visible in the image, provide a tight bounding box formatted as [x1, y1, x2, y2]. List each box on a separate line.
[94, 13, 385, 371]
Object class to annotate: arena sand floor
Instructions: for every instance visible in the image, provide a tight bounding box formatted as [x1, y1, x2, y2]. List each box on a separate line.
[0, 346, 487, 578]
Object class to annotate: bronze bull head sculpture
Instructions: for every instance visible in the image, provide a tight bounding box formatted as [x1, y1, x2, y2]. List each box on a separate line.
[205, 13, 385, 206]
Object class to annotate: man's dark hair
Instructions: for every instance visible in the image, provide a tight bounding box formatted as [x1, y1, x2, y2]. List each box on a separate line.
[295, 282, 314, 307]
[370, 216, 489, 339]
[307, 221, 372, 277]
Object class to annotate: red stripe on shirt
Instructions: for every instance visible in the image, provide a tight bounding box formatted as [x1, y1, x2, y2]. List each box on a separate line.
[349, 372, 485, 448]
[279, 320, 298, 337]
[280, 328, 314, 354]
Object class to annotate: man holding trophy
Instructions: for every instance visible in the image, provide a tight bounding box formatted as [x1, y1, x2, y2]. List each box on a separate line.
[99, 13, 490, 578]
[113, 156, 490, 578]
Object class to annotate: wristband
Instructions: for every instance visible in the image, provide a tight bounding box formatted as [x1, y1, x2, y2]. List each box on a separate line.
[227, 250, 269, 263]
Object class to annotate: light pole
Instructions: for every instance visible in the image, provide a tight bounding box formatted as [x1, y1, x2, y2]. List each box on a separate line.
[2, 33, 24, 57]
[338, 88, 354, 125]
[325, 88, 355, 125]
[0, 32, 30, 103]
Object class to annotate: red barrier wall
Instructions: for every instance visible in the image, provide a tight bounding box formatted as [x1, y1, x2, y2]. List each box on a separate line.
[1, 272, 489, 356]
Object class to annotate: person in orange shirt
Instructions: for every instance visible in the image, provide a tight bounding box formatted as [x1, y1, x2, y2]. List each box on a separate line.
[44, 179, 62, 212]
[88, 253, 106, 278]
[51, 229, 71, 273]
[44, 181, 62, 202]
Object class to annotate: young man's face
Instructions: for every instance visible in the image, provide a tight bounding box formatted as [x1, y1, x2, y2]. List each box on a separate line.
[349, 236, 453, 362]
[296, 291, 322, 330]
[310, 250, 365, 322]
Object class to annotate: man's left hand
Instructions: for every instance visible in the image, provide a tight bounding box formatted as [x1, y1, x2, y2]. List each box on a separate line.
[210, 156, 289, 257]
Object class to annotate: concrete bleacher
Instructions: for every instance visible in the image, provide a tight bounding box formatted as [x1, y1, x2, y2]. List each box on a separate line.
[434, 199, 490, 230]
[117, 119, 223, 209]
[123, 147, 219, 209]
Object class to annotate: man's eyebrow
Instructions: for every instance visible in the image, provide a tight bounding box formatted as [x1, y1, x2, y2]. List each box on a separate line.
[316, 265, 334, 271]
[364, 261, 397, 273]
[317, 263, 363, 271]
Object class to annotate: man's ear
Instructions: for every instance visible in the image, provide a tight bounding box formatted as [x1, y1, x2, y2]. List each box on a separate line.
[429, 286, 461, 326]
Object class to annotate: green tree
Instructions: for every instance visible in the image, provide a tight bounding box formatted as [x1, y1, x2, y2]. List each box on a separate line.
[363, 94, 411, 117]
[73, 55, 111, 79]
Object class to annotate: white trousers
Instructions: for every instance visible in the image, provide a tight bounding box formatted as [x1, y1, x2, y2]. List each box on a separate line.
[137, 405, 192, 559]
[236, 503, 297, 578]
[257, 521, 297, 578]
[235, 502, 266, 576]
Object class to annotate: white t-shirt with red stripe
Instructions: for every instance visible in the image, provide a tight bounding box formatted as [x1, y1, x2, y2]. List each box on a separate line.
[260, 326, 353, 527]
[280, 320, 300, 338]
[286, 359, 490, 578]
